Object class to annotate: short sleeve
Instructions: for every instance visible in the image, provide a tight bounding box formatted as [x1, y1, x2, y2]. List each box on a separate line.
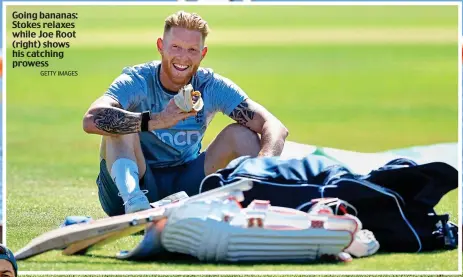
[207, 73, 248, 115]
[104, 66, 148, 111]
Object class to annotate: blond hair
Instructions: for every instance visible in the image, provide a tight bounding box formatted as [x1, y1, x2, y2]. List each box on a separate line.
[164, 11, 210, 41]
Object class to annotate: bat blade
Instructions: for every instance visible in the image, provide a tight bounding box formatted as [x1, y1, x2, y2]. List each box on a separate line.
[14, 207, 166, 260]
[62, 224, 148, 255]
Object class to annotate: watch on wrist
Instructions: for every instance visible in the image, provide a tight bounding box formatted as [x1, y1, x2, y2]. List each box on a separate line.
[141, 111, 151, 132]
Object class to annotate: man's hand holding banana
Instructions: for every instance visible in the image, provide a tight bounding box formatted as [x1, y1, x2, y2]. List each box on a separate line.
[174, 84, 204, 112]
[150, 84, 204, 130]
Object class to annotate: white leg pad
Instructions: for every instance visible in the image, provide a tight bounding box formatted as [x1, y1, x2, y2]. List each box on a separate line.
[161, 199, 357, 262]
[162, 218, 352, 262]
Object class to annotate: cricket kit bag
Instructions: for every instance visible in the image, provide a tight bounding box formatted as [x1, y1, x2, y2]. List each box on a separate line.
[199, 154, 459, 253]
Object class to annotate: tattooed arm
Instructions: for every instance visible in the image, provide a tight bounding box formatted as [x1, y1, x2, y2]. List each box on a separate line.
[229, 99, 289, 157]
[83, 96, 196, 136]
[83, 96, 143, 136]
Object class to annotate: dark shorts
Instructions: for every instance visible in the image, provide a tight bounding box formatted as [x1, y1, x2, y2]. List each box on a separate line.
[96, 152, 206, 216]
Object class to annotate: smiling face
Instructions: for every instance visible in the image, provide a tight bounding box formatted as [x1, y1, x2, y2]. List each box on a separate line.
[157, 26, 207, 92]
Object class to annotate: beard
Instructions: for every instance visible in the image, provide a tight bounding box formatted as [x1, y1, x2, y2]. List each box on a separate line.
[161, 57, 199, 88]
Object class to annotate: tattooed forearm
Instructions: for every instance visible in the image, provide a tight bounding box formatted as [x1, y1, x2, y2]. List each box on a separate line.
[93, 108, 141, 134]
[229, 102, 255, 126]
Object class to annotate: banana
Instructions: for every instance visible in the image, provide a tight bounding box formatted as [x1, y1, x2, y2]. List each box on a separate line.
[174, 84, 204, 112]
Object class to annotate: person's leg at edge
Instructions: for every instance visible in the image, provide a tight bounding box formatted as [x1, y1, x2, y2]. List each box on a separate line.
[103, 133, 151, 214]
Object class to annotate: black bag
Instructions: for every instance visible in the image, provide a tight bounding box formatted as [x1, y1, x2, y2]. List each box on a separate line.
[200, 155, 458, 252]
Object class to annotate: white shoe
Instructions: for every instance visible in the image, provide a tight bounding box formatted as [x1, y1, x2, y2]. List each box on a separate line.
[122, 190, 151, 214]
[345, 229, 380, 258]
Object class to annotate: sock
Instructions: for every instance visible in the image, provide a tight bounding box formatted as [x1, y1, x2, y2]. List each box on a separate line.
[110, 158, 140, 202]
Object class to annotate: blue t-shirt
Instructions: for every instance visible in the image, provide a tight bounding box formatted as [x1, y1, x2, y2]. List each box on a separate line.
[104, 60, 248, 168]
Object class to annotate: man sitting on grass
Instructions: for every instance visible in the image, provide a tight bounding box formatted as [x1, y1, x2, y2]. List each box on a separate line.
[83, 11, 288, 216]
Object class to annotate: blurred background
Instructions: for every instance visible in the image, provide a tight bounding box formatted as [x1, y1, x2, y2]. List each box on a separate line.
[3, 4, 460, 271]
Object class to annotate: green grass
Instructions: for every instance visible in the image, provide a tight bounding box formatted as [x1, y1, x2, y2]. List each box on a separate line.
[4, 4, 459, 272]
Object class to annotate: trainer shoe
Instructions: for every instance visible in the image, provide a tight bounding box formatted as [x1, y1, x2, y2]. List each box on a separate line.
[122, 190, 151, 214]
[345, 229, 380, 258]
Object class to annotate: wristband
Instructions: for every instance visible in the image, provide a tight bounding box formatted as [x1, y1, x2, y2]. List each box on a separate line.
[141, 111, 151, 132]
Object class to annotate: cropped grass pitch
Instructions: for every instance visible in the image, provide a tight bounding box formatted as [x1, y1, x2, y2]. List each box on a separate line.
[4, 4, 459, 271]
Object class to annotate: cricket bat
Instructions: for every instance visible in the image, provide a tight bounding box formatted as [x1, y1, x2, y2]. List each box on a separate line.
[14, 179, 253, 260]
